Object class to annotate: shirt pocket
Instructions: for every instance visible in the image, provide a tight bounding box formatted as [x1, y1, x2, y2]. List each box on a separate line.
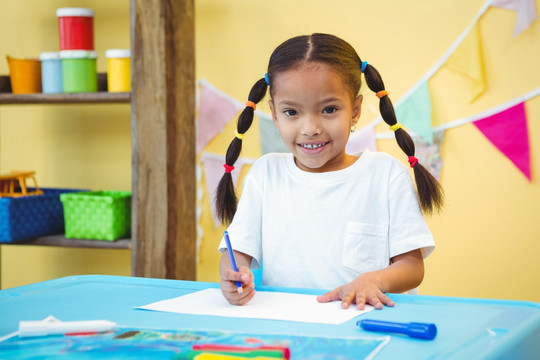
[342, 222, 389, 274]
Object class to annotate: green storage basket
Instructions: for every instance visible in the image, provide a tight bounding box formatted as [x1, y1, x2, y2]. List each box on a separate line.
[60, 191, 131, 241]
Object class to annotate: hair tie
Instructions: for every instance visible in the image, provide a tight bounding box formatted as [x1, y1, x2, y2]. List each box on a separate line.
[224, 164, 235, 173]
[234, 130, 245, 140]
[376, 90, 389, 99]
[264, 73, 270, 86]
[408, 156, 418, 168]
[389, 123, 402, 131]
[361, 61, 368, 73]
[245, 101, 256, 110]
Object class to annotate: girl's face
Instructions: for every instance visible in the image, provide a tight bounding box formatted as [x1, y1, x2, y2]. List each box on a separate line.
[269, 62, 362, 173]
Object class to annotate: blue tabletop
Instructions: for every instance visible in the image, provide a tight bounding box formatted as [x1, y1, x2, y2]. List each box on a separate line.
[0, 275, 539, 359]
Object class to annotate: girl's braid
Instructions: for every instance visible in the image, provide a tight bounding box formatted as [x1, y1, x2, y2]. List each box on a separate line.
[216, 78, 268, 224]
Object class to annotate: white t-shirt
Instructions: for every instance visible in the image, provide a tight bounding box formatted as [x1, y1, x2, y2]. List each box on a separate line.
[218, 150, 435, 290]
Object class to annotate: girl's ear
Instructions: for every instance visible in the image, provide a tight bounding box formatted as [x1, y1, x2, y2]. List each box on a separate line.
[352, 94, 363, 125]
[269, 99, 279, 126]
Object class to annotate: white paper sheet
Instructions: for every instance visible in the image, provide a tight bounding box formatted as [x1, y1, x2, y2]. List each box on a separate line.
[138, 288, 374, 325]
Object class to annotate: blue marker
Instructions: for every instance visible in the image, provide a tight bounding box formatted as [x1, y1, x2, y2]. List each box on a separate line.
[357, 319, 437, 340]
[224, 231, 243, 295]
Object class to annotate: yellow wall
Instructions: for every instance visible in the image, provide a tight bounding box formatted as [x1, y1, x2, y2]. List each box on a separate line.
[2, 0, 539, 303]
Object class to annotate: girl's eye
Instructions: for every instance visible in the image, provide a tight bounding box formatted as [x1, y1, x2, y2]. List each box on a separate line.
[284, 109, 298, 116]
[323, 106, 338, 114]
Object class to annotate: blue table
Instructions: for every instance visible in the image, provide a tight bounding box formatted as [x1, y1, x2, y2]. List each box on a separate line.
[0, 275, 539, 359]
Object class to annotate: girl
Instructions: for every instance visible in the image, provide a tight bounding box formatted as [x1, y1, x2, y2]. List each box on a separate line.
[216, 33, 443, 310]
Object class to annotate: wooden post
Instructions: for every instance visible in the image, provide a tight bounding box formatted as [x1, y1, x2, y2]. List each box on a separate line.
[130, 0, 196, 280]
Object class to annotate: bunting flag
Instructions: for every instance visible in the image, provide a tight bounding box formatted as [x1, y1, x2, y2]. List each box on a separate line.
[377, 87, 540, 180]
[491, 0, 538, 36]
[413, 130, 445, 180]
[201, 152, 252, 227]
[445, 23, 486, 102]
[346, 125, 377, 154]
[259, 112, 289, 154]
[394, 81, 433, 144]
[197, 81, 243, 153]
[473, 102, 531, 181]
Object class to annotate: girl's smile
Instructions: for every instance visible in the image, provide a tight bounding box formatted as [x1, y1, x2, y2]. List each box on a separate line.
[269, 62, 362, 173]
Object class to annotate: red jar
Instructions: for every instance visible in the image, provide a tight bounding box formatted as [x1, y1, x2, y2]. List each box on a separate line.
[57, 8, 95, 50]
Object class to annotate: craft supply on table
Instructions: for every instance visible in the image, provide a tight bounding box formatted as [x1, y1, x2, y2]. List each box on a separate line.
[139, 288, 374, 325]
[224, 230, 243, 295]
[357, 319, 437, 340]
[18, 316, 116, 338]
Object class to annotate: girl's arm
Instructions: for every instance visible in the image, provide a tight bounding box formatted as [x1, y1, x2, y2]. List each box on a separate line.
[219, 250, 256, 305]
[316, 249, 425, 310]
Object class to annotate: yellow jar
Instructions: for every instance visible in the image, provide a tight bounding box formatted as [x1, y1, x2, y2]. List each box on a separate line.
[106, 49, 130, 92]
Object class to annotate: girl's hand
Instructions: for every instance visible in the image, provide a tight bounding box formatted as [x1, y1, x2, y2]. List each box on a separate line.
[220, 265, 256, 305]
[316, 273, 395, 310]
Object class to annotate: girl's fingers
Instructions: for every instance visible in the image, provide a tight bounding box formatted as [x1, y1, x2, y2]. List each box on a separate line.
[341, 291, 356, 309]
[220, 279, 256, 305]
[316, 288, 342, 303]
[355, 292, 367, 310]
[379, 293, 395, 307]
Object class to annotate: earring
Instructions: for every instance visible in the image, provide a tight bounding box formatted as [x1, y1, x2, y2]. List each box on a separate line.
[350, 124, 356, 133]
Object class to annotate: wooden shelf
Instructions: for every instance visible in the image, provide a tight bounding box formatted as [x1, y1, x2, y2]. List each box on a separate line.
[3, 235, 131, 249]
[0, 92, 130, 104]
[0, 74, 130, 104]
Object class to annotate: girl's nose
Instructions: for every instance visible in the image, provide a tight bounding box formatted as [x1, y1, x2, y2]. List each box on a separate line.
[301, 117, 321, 136]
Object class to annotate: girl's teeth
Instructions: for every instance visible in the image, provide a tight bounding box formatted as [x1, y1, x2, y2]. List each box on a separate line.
[302, 143, 323, 149]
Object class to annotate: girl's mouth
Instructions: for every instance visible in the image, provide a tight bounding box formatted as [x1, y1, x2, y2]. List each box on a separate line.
[298, 141, 329, 153]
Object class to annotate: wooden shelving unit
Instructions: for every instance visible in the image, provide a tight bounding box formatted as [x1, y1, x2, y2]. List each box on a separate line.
[0, 74, 131, 249]
[12, 236, 131, 250]
[1, 0, 196, 280]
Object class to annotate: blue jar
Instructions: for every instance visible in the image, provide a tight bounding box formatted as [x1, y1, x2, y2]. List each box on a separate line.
[40, 52, 63, 93]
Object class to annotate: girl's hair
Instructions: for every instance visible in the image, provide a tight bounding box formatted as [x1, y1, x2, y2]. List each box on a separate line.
[216, 33, 443, 224]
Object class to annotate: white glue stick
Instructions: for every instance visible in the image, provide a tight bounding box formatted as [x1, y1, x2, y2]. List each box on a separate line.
[18, 320, 117, 338]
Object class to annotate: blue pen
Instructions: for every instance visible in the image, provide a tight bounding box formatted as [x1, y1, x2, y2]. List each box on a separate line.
[223, 231, 243, 295]
[357, 319, 437, 340]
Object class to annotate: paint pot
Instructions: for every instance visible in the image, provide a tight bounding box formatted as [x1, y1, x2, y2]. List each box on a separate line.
[40, 52, 63, 93]
[105, 49, 131, 92]
[6, 55, 42, 94]
[57, 8, 95, 50]
[60, 50, 97, 93]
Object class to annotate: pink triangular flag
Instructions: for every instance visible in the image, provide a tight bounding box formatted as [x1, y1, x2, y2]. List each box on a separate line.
[346, 126, 377, 154]
[202, 153, 245, 227]
[197, 83, 242, 153]
[473, 102, 531, 181]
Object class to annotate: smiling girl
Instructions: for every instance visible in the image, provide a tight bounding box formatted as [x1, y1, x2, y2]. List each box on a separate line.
[216, 33, 443, 310]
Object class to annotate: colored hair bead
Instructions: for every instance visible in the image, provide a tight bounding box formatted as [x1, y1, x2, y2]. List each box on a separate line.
[376, 90, 389, 99]
[361, 61, 368, 73]
[235, 131, 245, 140]
[408, 156, 419, 168]
[224, 164, 235, 173]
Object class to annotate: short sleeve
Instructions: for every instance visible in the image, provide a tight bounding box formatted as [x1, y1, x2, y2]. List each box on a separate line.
[387, 167, 435, 259]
